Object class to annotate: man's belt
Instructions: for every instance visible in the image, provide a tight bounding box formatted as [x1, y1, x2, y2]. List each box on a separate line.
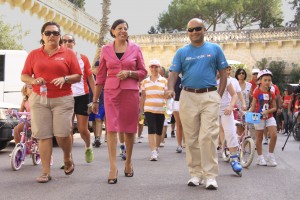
[183, 86, 217, 93]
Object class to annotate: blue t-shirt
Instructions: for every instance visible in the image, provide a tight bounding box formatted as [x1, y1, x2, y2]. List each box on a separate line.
[169, 42, 228, 89]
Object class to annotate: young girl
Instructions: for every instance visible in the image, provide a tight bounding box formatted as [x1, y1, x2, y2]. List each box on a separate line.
[13, 84, 32, 144]
[249, 69, 277, 167]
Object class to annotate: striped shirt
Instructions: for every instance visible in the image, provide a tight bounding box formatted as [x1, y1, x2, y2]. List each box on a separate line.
[141, 75, 167, 114]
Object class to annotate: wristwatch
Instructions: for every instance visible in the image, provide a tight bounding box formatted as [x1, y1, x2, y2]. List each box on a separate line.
[64, 76, 69, 83]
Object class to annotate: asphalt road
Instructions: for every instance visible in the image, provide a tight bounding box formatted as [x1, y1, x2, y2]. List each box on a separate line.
[0, 128, 299, 200]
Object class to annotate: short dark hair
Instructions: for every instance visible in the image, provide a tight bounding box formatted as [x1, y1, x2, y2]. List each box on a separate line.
[235, 68, 247, 80]
[40, 21, 62, 45]
[110, 19, 129, 38]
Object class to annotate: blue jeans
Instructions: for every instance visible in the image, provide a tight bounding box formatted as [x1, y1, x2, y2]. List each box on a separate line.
[282, 108, 292, 133]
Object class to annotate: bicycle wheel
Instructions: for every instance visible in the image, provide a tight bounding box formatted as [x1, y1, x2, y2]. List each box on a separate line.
[10, 146, 24, 171]
[240, 138, 255, 168]
[293, 124, 300, 141]
[31, 143, 41, 165]
[222, 147, 230, 162]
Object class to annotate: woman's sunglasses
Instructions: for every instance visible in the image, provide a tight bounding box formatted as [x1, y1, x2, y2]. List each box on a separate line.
[63, 39, 74, 43]
[43, 31, 60, 36]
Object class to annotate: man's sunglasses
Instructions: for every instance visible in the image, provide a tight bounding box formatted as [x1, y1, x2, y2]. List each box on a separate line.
[43, 31, 60, 36]
[63, 39, 74, 43]
[187, 26, 203, 32]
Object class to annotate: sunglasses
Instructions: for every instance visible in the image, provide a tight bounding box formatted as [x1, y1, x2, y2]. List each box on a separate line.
[239, 72, 245, 75]
[43, 31, 60, 36]
[187, 26, 203, 32]
[150, 65, 159, 69]
[252, 73, 258, 75]
[63, 39, 74, 43]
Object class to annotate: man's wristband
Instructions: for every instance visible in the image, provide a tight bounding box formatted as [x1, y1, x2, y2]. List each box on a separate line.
[129, 70, 132, 77]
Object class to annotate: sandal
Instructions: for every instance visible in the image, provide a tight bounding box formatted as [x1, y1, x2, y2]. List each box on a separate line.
[124, 165, 134, 177]
[64, 160, 75, 175]
[36, 174, 52, 183]
[108, 170, 118, 184]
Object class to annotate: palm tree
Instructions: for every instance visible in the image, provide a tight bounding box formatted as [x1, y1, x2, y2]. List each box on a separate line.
[93, 0, 111, 65]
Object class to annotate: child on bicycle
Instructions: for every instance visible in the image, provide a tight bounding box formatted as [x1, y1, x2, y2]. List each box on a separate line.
[249, 69, 277, 167]
[13, 84, 32, 144]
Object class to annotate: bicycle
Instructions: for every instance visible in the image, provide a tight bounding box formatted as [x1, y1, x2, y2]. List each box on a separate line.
[222, 109, 256, 169]
[10, 111, 41, 171]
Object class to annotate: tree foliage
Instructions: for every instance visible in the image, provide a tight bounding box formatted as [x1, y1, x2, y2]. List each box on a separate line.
[289, 64, 300, 83]
[0, 17, 23, 50]
[287, 0, 300, 27]
[68, 0, 85, 10]
[157, 0, 283, 32]
[232, 0, 283, 29]
[93, 0, 111, 65]
[255, 59, 287, 91]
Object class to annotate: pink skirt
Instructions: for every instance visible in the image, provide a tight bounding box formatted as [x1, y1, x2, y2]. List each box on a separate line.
[104, 88, 139, 133]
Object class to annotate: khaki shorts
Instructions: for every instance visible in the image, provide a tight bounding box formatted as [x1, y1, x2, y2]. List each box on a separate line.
[29, 92, 74, 139]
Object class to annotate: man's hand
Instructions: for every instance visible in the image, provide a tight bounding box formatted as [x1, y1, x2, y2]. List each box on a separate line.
[165, 90, 175, 99]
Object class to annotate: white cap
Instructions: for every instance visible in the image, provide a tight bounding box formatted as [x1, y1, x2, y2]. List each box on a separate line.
[252, 68, 260, 74]
[149, 59, 161, 67]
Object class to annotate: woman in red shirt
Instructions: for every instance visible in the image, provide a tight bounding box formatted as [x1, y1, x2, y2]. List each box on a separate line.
[21, 22, 81, 183]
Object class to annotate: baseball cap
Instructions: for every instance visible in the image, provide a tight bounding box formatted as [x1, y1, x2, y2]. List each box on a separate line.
[252, 68, 260, 74]
[149, 59, 161, 67]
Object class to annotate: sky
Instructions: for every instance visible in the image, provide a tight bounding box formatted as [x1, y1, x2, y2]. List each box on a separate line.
[84, 0, 173, 35]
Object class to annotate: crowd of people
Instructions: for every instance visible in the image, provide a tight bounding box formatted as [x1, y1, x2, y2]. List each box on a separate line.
[16, 18, 299, 189]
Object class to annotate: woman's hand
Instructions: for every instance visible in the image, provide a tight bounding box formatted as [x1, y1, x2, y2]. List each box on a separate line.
[51, 77, 66, 89]
[32, 78, 46, 85]
[116, 70, 129, 80]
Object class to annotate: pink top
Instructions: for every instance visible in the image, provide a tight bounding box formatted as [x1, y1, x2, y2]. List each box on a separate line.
[96, 41, 147, 90]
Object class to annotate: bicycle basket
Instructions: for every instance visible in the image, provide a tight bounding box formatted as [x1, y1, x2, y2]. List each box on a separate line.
[245, 112, 261, 124]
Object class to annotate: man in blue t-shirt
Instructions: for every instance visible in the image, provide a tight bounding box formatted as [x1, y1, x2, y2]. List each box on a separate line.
[166, 18, 227, 190]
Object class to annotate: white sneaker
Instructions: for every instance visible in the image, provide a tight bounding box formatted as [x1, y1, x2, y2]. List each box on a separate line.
[137, 137, 142, 143]
[160, 142, 165, 147]
[263, 138, 268, 145]
[150, 150, 158, 161]
[257, 156, 267, 166]
[266, 154, 277, 167]
[176, 146, 183, 153]
[205, 178, 218, 190]
[187, 177, 203, 186]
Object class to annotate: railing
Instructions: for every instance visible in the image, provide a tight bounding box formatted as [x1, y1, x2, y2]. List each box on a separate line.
[130, 27, 300, 45]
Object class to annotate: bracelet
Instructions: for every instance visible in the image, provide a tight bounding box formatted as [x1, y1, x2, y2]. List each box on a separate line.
[129, 70, 132, 77]
[92, 101, 99, 104]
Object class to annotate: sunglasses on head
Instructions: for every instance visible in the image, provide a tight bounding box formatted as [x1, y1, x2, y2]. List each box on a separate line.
[43, 31, 60, 36]
[187, 26, 203, 32]
[63, 39, 74, 43]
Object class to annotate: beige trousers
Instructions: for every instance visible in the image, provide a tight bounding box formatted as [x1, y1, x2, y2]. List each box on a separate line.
[179, 90, 220, 179]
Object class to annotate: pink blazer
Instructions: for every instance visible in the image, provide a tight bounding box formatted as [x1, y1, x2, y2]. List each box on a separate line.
[96, 41, 147, 90]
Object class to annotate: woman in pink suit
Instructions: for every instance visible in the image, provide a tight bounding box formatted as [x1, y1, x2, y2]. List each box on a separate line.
[92, 19, 147, 184]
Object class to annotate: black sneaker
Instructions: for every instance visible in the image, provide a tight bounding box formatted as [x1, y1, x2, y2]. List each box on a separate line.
[93, 139, 101, 148]
[171, 131, 175, 138]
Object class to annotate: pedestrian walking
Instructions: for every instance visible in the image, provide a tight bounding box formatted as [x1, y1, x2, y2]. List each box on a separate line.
[166, 18, 228, 190]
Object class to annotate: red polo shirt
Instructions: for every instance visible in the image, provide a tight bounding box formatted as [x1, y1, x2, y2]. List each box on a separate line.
[22, 46, 82, 98]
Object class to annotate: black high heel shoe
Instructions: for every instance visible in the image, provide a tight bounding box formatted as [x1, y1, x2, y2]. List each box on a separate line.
[124, 166, 134, 177]
[108, 170, 118, 184]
